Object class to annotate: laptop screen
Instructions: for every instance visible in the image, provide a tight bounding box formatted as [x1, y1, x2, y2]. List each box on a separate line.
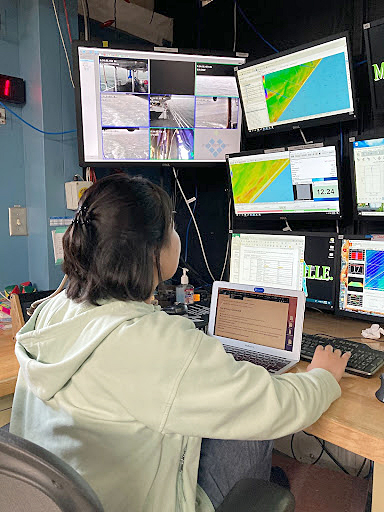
[214, 288, 298, 352]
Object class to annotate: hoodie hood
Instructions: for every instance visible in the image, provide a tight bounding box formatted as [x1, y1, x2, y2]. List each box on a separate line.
[15, 291, 159, 401]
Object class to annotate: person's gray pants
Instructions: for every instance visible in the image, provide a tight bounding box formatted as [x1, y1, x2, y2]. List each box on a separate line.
[197, 439, 273, 509]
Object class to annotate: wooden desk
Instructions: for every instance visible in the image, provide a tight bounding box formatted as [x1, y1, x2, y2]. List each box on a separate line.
[1, 311, 383, 508]
[295, 311, 384, 512]
[0, 328, 18, 398]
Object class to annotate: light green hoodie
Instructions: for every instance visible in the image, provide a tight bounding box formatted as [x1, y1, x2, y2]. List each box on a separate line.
[10, 291, 341, 512]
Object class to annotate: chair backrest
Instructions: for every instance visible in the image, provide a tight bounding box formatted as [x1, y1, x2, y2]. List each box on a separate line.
[0, 429, 104, 512]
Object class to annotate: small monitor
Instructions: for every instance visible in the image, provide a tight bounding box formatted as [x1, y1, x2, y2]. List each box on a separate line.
[74, 43, 245, 165]
[230, 232, 338, 310]
[230, 233, 306, 291]
[338, 237, 384, 321]
[227, 145, 340, 218]
[352, 138, 384, 218]
[236, 34, 355, 135]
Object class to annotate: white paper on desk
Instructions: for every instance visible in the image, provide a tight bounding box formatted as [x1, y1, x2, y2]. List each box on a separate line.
[52, 227, 67, 265]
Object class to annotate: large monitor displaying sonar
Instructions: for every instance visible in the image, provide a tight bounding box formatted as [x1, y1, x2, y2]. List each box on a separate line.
[338, 237, 384, 320]
[236, 35, 355, 134]
[74, 44, 245, 165]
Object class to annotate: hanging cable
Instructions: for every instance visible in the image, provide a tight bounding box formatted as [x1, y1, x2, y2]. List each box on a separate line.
[185, 184, 198, 262]
[80, 0, 90, 41]
[0, 100, 77, 135]
[234, 1, 279, 53]
[233, 1, 237, 52]
[62, 0, 72, 43]
[220, 196, 232, 281]
[51, 0, 75, 88]
[173, 168, 216, 282]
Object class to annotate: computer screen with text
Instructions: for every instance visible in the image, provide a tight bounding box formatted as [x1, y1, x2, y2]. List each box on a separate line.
[353, 138, 384, 217]
[214, 288, 297, 351]
[230, 233, 305, 291]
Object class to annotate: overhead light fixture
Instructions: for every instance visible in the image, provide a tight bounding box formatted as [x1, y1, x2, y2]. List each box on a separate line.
[202, 0, 215, 6]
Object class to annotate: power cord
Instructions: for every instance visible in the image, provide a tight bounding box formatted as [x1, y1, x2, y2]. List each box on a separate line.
[184, 184, 198, 262]
[0, 100, 76, 135]
[234, 1, 279, 53]
[173, 167, 216, 282]
[51, 0, 75, 88]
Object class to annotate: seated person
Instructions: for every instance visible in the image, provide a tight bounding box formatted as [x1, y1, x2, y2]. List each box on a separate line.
[10, 174, 350, 512]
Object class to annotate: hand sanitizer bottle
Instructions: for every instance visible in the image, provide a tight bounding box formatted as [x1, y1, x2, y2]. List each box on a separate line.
[176, 268, 194, 304]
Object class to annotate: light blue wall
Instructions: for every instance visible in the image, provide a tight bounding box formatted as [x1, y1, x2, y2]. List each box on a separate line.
[0, 0, 80, 292]
[0, 1, 29, 290]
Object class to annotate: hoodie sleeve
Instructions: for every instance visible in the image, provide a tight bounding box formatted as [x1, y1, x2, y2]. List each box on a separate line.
[161, 331, 341, 440]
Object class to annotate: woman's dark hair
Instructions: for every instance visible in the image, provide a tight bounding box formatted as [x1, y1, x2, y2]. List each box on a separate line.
[62, 174, 174, 305]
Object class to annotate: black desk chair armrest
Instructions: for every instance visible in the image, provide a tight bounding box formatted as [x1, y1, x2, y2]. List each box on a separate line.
[216, 479, 295, 512]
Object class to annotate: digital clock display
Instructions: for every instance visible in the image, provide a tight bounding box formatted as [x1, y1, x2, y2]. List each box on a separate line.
[0, 74, 25, 104]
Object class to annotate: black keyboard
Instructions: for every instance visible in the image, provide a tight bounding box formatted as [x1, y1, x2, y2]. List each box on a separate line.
[223, 345, 290, 373]
[185, 304, 210, 329]
[301, 333, 384, 377]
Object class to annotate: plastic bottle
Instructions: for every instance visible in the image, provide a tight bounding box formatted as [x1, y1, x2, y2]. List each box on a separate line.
[176, 268, 194, 304]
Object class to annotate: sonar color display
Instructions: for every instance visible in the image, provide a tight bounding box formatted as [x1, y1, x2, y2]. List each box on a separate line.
[262, 53, 351, 125]
[231, 157, 292, 204]
[263, 59, 321, 123]
[365, 250, 384, 291]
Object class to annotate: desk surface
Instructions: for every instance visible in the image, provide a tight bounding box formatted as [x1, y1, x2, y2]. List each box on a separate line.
[0, 328, 18, 397]
[1, 310, 383, 463]
[297, 311, 384, 466]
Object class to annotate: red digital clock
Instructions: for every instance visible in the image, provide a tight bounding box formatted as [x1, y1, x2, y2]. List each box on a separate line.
[0, 74, 25, 104]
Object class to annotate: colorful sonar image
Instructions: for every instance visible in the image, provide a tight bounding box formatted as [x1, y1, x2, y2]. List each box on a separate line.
[263, 59, 321, 123]
[263, 53, 351, 124]
[231, 158, 293, 204]
[365, 250, 384, 291]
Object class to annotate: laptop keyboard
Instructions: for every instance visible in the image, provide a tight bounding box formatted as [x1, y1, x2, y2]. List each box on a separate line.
[223, 344, 290, 373]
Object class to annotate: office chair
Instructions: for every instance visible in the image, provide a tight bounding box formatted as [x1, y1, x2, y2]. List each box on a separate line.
[0, 429, 294, 512]
[0, 429, 104, 512]
[217, 478, 295, 512]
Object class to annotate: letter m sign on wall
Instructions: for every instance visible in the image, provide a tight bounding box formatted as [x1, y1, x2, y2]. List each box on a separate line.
[364, 19, 384, 112]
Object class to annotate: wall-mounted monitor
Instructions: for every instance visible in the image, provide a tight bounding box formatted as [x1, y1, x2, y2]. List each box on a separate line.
[230, 231, 338, 310]
[364, 18, 384, 113]
[73, 42, 246, 166]
[352, 137, 384, 218]
[235, 34, 355, 135]
[338, 236, 384, 321]
[227, 145, 340, 219]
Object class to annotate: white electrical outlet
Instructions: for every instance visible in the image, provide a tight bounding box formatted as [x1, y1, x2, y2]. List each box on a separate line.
[0, 107, 5, 125]
[9, 206, 28, 236]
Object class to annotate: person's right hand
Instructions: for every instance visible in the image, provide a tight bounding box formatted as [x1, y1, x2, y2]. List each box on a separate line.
[306, 344, 351, 382]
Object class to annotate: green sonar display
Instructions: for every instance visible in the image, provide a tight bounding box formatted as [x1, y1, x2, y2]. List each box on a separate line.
[263, 58, 321, 123]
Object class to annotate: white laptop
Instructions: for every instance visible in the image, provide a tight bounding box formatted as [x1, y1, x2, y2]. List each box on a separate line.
[208, 281, 305, 374]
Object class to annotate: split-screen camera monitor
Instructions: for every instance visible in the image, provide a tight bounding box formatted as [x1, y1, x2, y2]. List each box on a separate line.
[236, 34, 355, 134]
[75, 44, 245, 165]
[229, 232, 338, 310]
[352, 137, 384, 218]
[227, 145, 340, 218]
[338, 237, 384, 321]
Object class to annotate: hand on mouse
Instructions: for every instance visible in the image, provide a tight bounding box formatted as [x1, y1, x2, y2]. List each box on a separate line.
[306, 344, 351, 383]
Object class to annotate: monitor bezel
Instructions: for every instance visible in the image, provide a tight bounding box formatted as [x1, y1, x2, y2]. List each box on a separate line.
[230, 229, 339, 311]
[235, 32, 357, 137]
[335, 234, 384, 323]
[349, 133, 384, 220]
[226, 138, 343, 220]
[364, 17, 384, 114]
[72, 40, 246, 167]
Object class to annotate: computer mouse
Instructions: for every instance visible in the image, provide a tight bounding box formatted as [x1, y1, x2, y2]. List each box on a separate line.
[162, 304, 188, 315]
[375, 374, 384, 403]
